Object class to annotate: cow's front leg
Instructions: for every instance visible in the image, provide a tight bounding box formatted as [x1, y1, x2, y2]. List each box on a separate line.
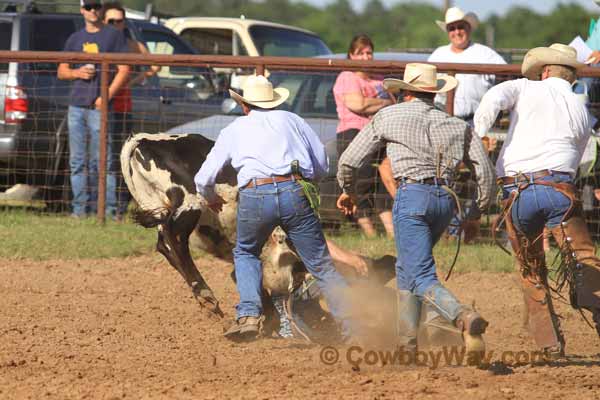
[157, 219, 224, 318]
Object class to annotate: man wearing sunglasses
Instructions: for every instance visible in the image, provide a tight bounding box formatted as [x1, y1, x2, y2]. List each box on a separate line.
[57, 0, 130, 219]
[428, 6, 506, 244]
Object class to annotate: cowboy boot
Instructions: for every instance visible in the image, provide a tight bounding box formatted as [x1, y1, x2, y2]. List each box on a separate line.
[223, 315, 265, 342]
[422, 283, 488, 358]
[396, 290, 421, 352]
[505, 216, 565, 357]
[550, 215, 600, 310]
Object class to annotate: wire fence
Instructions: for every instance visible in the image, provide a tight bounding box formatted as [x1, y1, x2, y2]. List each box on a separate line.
[2, 51, 600, 241]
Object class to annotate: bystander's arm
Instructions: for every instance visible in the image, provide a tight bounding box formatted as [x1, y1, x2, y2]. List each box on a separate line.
[108, 64, 130, 100]
[94, 64, 130, 109]
[129, 41, 161, 87]
[57, 63, 95, 81]
[343, 92, 393, 116]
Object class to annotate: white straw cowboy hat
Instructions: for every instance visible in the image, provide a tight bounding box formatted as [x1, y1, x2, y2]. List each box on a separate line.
[436, 7, 479, 32]
[383, 63, 458, 94]
[521, 43, 584, 80]
[228, 75, 289, 109]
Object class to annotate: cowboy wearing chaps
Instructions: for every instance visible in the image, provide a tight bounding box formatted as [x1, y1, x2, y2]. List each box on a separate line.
[337, 63, 496, 351]
[475, 43, 600, 357]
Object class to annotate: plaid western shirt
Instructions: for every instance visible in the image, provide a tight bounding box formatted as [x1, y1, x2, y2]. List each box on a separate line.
[337, 98, 495, 210]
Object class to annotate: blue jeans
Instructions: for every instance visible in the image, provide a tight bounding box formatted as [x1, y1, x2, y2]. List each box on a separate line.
[393, 183, 463, 322]
[502, 174, 573, 237]
[233, 180, 351, 333]
[68, 106, 117, 216]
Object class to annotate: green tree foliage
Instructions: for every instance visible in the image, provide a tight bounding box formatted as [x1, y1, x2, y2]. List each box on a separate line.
[120, 0, 598, 53]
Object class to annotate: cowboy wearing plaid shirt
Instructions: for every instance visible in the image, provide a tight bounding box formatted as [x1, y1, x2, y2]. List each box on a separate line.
[336, 63, 495, 351]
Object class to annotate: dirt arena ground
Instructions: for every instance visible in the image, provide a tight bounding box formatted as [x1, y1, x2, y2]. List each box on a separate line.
[1, 254, 600, 400]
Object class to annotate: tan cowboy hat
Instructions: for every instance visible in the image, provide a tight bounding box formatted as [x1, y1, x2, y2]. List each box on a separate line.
[436, 7, 479, 32]
[521, 43, 584, 80]
[228, 75, 289, 109]
[383, 63, 458, 94]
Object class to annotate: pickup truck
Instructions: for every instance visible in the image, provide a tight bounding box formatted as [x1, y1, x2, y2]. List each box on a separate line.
[163, 17, 332, 58]
[163, 17, 332, 88]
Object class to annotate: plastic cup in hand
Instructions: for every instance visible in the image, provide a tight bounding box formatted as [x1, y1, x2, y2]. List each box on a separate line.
[83, 64, 96, 80]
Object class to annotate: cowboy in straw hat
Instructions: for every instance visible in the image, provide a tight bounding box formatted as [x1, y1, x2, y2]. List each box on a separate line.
[382, 63, 457, 94]
[521, 43, 584, 80]
[195, 74, 355, 342]
[428, 6, 506, 244]
[337, 62, 495, 354]
[228, 74, 289, 109]
[474, 43, 600, 358]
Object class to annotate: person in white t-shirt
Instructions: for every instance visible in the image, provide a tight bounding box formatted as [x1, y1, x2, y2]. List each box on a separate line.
[428, 7, 506, 243]
[474, 43, 600, 358]
[428, 7, 506, 122]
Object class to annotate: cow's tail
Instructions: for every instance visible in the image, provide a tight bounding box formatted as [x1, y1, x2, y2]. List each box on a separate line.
[120, 134, 185, 228]
[131, 186, 185, 228]
[120, 133, 142, 202]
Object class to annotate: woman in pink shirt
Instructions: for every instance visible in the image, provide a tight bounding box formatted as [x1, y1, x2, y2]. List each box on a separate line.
[333, 34, 394, 237]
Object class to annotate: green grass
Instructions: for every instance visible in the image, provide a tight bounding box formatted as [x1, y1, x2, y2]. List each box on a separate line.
[0, 209, 518, 274]
[327, 228, 516, 274]
[0, 209, 156, 260]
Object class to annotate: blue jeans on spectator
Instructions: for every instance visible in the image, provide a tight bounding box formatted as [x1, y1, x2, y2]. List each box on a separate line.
[502, 173, 573, 237]
[233, 179, 351, 334]
[393, 182, 464, 322]
[68, 106, 117, 217]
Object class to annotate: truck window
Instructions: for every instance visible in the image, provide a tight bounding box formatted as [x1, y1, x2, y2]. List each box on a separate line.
[30, 18, 79, 71]
[139, 28, 214, 96]
[249, 26, 331, 57]
[0, 21, 11, 70]
[180, 28, 248, 56]
[140, 28, 195, 56]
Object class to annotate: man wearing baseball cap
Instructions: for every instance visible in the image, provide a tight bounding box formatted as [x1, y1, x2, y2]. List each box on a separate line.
[57, 0, 129, 218]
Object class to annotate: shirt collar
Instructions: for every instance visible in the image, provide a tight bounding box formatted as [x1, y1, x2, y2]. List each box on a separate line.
[543, 77, 573, 93]
[407, 97, 435, 107]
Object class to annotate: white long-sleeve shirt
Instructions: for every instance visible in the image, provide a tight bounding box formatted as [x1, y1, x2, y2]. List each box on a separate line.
[474, 77, 593, 177]
[428, 43, 506, 118]
[194, 109, 329, 203]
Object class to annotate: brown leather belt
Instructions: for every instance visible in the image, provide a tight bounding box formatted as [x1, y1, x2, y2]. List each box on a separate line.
[243, 174, 302, 189]
[498, 170, 571, 186]
[396, 177, 452, 185]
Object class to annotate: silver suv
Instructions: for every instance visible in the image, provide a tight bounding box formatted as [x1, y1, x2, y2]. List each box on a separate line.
[0, 6, 225, 202]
